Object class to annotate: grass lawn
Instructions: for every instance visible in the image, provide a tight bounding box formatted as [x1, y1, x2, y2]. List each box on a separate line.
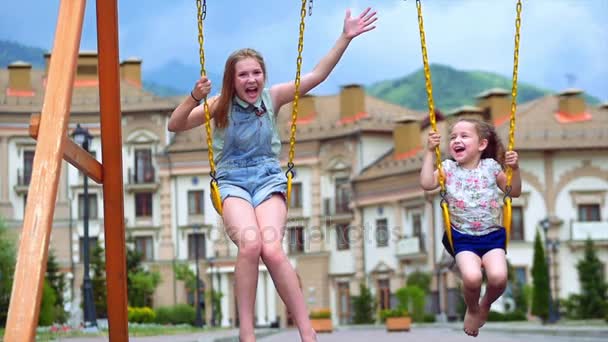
[1, 325, 226, 341]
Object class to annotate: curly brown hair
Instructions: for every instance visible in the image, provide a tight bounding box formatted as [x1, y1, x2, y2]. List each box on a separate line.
[449, 118, 506, 169]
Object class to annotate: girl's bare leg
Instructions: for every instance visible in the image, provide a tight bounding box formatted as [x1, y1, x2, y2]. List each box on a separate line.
[224, 197, 263, 342]
[256, 195, 316, 342]
[479, 249, 508, 327]
[455, 251, 483, 337]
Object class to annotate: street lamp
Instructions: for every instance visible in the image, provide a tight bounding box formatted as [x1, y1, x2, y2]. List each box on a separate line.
[208, 256, 216, 327]
[72, 124, 97, 329]
[540, 218, 560, 323]
[194, 225, 203, 327]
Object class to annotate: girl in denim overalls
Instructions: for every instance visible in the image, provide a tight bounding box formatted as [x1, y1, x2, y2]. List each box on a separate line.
[420, 118, 522, 337]
[169, 8, 377, 342]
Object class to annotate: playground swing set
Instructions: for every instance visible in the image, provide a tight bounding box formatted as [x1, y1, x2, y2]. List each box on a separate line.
[3, 0, 522, 341]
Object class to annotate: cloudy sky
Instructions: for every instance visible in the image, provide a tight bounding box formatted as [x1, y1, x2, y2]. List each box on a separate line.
[1, 0, 606, 100]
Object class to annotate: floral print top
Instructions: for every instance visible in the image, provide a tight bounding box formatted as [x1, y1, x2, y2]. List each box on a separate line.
[442, 158, 503, 236]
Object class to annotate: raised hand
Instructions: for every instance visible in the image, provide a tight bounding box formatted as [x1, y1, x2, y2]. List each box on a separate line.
[505, 150, 519, 169]
[343, 7, 378, 39]
[192, 76, 211, 100]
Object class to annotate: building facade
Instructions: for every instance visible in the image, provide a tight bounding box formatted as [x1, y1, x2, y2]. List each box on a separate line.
[1, 53, 607, 327]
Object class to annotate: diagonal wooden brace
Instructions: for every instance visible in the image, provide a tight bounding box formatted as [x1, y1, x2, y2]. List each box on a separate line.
[29, 114, 103, 184]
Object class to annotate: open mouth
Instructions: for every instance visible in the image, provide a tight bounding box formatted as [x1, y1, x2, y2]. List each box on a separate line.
[245, 86, 258, 98]
[453, 145, 465, 153]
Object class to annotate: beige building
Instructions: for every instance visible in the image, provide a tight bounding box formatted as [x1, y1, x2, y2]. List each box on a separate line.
[1, 52, 607, 327]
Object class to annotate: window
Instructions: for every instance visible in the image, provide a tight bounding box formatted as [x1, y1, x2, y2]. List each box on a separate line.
[511, 206, 524, 241]
[22, 150, 35, 185]
[578, 204, 601, 222]
[335, 178, 350, 214]
[188, 190, 204, 215]
[513, 266, 527, 285]
[336, 224, 350, 250]
[135, 236, 154, 261]
[288, 226, 304, 254]
[377, 278, 391, 311]
[79, 237, 99, 262]
[134, 149, 154, 183]
[290, 183, 302, 208]
[376, 218, 388, 247]
[78, 194, 98, 219]
[135, 192, 153, 217]
[412, 213, 422, 237]
[188, 233, 206, 260]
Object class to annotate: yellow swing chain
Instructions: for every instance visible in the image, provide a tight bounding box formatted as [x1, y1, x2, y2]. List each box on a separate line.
[503, 0, 522, 247]
[196, 0, 223, 215]
[286, 0, 310, 206]
[415, 0, 454, 254]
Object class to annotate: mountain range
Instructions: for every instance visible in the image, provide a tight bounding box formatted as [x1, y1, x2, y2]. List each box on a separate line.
[1, 40, 599, 110]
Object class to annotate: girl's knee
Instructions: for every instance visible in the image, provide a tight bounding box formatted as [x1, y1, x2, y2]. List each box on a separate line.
[461, 269, 483, 289]
[261, 244, 286, 266]
[486, 270, 508, 288]
[238, 238, 263, 258]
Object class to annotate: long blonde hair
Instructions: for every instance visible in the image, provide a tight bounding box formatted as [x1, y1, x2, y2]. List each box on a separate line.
[449, 118, 506, 168]
[214, 48, 267, 129]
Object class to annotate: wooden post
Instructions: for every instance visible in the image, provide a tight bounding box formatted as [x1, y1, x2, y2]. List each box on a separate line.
[96, 0, 129, 340]
[4, 0, 86, 340]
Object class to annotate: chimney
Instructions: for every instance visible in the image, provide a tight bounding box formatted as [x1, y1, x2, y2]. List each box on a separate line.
[120, 57, 142, 88]
[555, 88, 591, 123]
[476, 88, 510, 125]
[340, 84, 366, 123]
[8, 61, 33, 94]
[292, 94, 316, 123]
[76, 51, 99, 81]
[447, 105, 486, 126]
[393, 118, 422, 159]
[557, 88, 585, 115]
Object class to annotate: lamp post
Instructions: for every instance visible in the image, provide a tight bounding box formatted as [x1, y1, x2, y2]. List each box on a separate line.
[208, 256, 215, 327]
[194, 225, 203, 327]
[72, 124, 97, 329]
[540, 218, 560, 323]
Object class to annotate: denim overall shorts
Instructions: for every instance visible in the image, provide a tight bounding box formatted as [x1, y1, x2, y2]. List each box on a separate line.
[215, 98, 286, 207]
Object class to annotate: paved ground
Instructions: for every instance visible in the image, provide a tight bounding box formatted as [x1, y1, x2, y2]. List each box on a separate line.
[58, 322, 608, 342]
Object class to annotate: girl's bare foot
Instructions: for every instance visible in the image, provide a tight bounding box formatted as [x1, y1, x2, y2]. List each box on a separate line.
[478, 297, 491, 328]
[463, 307, 480, 337]
[301, 328, 317, 342]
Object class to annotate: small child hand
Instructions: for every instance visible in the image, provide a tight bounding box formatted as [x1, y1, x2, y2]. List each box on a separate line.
[427, 131, 441, 151]
[505, 150, 519, 169]
[192, 76, 211, 100]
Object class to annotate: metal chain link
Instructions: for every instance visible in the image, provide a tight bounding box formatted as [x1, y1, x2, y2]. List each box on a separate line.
[286, 0, 308, 179]
[415, 0, 445, 195]
[505, 0, 522, 191]
[195, 0, 217, 182]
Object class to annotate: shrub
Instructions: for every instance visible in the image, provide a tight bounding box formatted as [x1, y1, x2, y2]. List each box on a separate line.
[127, 306, 156, 323]
[309, 308, 331, 319]
[352, 283, 375, 324]
[154, 304, 195, 325]
[379, 309, 408, 322]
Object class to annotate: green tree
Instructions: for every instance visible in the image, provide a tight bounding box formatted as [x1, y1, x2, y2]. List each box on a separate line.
[576, 238, 608, 318]
[395, 285, 426, 322]
[531, 230, 549, 320]
[46, 249, 67, 323]
[38, 280, 57, 326]
[90, 241, 107, 318]
[126, 240, 161, 307]
[406, 271, 431, 293]
[352, 283, 375, 324]
[0, 217, 16, 327]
